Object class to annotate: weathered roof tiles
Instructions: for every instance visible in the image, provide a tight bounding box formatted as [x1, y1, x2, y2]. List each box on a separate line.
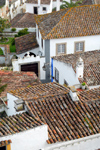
[35, 4, 100, 39]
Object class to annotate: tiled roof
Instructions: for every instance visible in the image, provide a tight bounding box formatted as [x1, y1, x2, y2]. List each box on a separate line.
[0, 140, 12, 147]
[78, 87, 100, 102]
[9, 82, 69, 100]
[0, 112, 42, 137]
[25, 89, 100, 144]
[0, 71, 41, 98]
[26, 0, 62, 4]
[11, 13, 36, 28]
[35, 4, 100, 39]
[53, 50, 100, 86]
[74, 0, 94, 5]
[15, 33, 39, 54]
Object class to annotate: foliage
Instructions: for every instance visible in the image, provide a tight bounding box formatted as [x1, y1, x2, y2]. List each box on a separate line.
[82, 82, 86, 86]
[0, 37, 16, 53]
[60, 0, 83, 9]
[11, 38, 15, 45]
[0, 48, 4, 55]
[15, 28, 29, 37]
[0, 17, 10, 33]
[11, 28, 16, 32]
[10, 44, 16, 52]
[0, 37, 8, 43]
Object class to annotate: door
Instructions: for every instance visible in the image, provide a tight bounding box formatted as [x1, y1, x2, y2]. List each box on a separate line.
[34, 7, 38, 14]
[21, 63, 38, 77]
[0, 146, 6, 150]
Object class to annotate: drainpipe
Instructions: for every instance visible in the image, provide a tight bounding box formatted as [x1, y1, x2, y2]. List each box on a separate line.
[51, 58, 53, 82]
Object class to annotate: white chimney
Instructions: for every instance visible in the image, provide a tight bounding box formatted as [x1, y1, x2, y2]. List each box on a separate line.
[38, 0, 41, 6]
[49, 0, 53, 13]
[57, 0, 60, 11]
[76, 57, 84, 78]
[69, 86, 79, 101]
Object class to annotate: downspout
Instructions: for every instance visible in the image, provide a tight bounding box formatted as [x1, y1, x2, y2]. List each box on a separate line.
[51, 58, 53, 82]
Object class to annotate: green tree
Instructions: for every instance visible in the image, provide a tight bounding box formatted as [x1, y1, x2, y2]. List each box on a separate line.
[0, 17, 10, 34]
[60, 0, 83, 9]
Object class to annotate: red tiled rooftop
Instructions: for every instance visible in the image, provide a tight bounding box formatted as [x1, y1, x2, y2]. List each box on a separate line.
[0, 71, 41, 98]
[0, 112, 42, 137]
[78, 87, 100, 102]
[25, 90, 100, 144]
[9, 82, 69, 100]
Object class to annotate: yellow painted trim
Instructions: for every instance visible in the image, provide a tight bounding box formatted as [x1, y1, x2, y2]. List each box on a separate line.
[7, 144, 11, 150]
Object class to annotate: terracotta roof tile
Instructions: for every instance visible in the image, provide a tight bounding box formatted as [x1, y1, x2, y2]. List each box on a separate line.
[53, 50, 100, 86]
[35, 4, 100, 39]
[25, 87, 100, 144]
[0, 112, 42, 137]
[11, 13, 36, 28]
[0, 140, 12, 147]
[15, 33, 39, 54]
[78, 87, 100, 102]
[0, 71, 41, 98]
[9, 82, 69, 100]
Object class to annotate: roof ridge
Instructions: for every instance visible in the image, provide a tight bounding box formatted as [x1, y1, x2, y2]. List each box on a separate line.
[45, 7, 73, 39]
[45, 4, 100, 39]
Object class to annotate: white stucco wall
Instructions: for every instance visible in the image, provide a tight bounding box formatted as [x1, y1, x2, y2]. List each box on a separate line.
[53, 59, 79, 86]
[44, 134, 100, 150]
[36, 25, 45, 56]
[12, 55, 45, 80]
[0, 56, 5, 64]
[26, 3, 50, 14]
[5, 93, 26, 116]
[0, 124, 48, 150]
[9, 0, 26, 19]
[50, 35, 100, 57]
[0, 105, 5, 113]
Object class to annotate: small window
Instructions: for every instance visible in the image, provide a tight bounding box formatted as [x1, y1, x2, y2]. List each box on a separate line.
[56, 43, 66, 55]
[41, 38, 43, 48]
[20, 0, 23, 4]
[43, 7, 46, 11]
[38, 29, 39, 38]
[55, 68, 59, 83]
[75, 42, 84, 52]
[14, 99, 24, 112]
[64, 79, 68, 87]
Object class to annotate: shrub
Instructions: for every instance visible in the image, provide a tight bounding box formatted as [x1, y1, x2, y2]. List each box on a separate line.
[18, 28, 29, 36]
[11, 38, 15, 45]
[82, 82, 86, 86]
[11, 28, 16, 32]
[0, 48, 4, 55]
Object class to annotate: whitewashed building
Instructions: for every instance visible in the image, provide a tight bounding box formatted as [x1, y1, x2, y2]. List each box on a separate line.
[52, 50, 100, 87]
[13, 4, 100, 82]
[0, 0, 26, 20]
[25, 0, 70, 15]
[1, 82, 99, 150]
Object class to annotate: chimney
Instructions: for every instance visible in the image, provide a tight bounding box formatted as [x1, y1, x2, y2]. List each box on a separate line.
[38, 0, 41, 6]
[49, 0, 53, 13]
[69, 86, 79, 101]
[76, 57, 84, 78]
[57, 0, 60, 11]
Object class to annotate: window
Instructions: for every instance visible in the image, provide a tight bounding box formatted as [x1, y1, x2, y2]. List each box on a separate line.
[38, 29, 39, 38]
[14, 99, 24, 112]
[56, 43, 66, 55]
[75, 42, 84, 52]
[55, 68, 59, 83]
[34, 7, 38, 14]
[43, 7, 46, 11]
[41, 38, 43, 48]
[20, 0, 23, 4]
[64, 79, 68, 87]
